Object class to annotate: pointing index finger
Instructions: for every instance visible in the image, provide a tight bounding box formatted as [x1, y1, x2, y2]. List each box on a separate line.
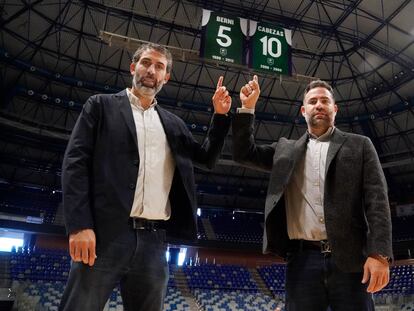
[216, 76, 223, 89]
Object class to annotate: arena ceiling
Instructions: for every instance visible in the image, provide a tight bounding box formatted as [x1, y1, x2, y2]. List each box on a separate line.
[1, 0, 414, 215]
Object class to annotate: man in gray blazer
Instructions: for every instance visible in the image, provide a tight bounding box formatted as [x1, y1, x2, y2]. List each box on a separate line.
[232, 76, 392, 310]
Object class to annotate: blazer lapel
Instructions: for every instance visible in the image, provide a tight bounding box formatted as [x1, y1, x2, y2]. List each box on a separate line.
[292, 132, 308, 165]
[155, 105, 177, 154]
[116, 90, 138, 149]
[325, 128, 347, 175]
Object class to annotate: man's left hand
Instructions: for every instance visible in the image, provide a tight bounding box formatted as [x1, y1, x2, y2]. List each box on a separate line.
[212, 76, 232, 115]
[361, 255, 390, 293]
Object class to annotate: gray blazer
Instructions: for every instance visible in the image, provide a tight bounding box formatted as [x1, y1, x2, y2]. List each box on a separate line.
[232, 113, 392, 272]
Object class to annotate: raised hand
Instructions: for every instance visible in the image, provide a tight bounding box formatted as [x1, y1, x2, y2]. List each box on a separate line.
[212, 76, 232, 115]
[240, 75, 260, 109]
[69, 228, 96, 266]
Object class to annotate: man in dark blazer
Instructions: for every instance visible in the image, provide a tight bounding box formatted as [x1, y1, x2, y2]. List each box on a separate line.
[232, 76, 392, 310]
[59, 43, 232, 311]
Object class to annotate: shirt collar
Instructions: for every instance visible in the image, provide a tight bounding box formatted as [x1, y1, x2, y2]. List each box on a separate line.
[307, 126, 335, 142]
[126, 88, 157, 110]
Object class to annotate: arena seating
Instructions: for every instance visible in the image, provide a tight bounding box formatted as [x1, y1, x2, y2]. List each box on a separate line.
[193, 289, 281, 311]
[10, 248, 70, 281]
[183, 263, 258, 291]
[16, 280, 64, 311]
[8, 247, 189, 310]
[200, 210, 263, 244]
[381, 264, 414, 296]
[398, 302, 414, 310]
[257, 264, 286, 296]
[164, 287, 191, 311]
[7, 249, 414, 310]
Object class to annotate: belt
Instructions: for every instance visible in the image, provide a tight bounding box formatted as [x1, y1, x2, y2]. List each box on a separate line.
[294, 240, 332, 254]
[131, 218, 166, 231]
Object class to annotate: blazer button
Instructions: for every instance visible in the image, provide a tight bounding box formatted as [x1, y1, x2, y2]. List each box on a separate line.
[132, 159, 139, 166]
[129, 183, 136, 189]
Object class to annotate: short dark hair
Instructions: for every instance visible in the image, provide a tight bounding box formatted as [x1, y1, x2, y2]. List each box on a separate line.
[132, 43, 173, 73]
[303, 79, 335, 101]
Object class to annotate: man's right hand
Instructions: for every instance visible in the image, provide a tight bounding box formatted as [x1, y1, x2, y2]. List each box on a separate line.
[69, 229, 96, 266]
[240, 75, 260, 109]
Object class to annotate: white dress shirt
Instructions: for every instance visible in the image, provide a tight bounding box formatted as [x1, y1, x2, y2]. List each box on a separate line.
[285, 127, 334, 241]
[126, 88, 176, 220]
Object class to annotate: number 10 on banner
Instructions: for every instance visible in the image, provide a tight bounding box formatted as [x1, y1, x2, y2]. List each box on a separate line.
[259, 36, 282, 58]
[249, 21, 292, 75]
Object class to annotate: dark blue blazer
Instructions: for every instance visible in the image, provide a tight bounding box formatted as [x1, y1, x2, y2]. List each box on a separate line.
[62, 90, 231, 246]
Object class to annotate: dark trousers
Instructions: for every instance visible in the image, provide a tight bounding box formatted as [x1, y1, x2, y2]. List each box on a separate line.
[59, 229, 168, 311]
[285, 249, 375, 311]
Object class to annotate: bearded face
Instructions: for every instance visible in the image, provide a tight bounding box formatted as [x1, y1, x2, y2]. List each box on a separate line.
[130, 49, 170, 98]
[132, 70, 165, 97]
[301, 87, 338, 133]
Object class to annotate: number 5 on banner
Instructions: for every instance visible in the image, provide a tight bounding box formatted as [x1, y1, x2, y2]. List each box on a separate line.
[216, 26, 232, 47]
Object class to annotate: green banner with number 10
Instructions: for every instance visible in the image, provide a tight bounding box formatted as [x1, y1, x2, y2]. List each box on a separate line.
[249, 21, 292, 75]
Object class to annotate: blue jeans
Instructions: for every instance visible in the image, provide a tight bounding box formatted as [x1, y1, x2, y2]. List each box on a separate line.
[285, 249, 374, 311]
[59, 229, 168, 311]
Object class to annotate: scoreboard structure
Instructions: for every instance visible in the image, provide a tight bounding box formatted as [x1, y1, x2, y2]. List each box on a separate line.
[201, 9, 292, 76]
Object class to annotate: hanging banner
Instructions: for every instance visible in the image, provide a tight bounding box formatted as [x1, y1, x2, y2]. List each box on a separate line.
[200, 9, 248, 65]
[248, 21, 292, 75]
